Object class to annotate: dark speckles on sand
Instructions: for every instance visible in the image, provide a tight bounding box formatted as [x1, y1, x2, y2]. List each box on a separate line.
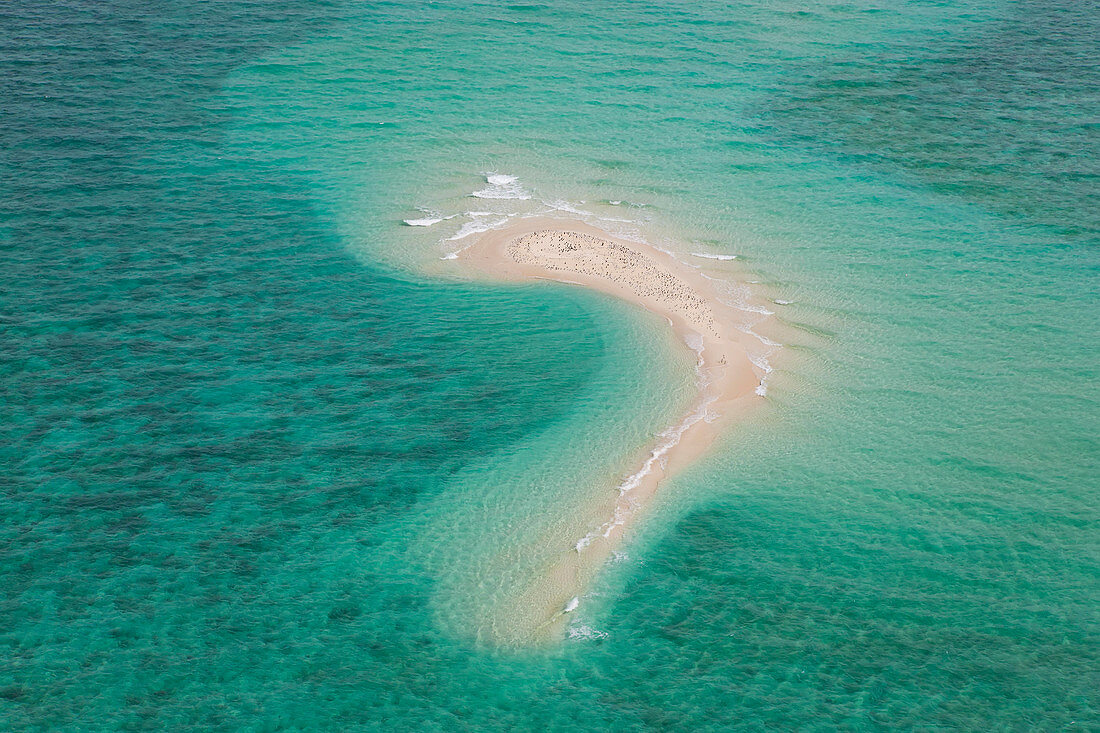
[508, 230, 721, 338]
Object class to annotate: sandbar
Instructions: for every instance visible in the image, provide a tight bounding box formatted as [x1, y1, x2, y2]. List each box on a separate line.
[457, 217, 765, 641]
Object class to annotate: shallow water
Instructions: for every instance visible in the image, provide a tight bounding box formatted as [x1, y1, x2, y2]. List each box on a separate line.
[2, 0, 1097, 728]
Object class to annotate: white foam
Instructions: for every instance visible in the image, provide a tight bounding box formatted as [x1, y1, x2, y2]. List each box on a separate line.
[404, 211, 461, 227]
[742, 328, 782, 348]
[716, 295, 775, 316]
[742, 303, 775, 315]
[446, 217, 510, 241]
[564, 597, 580, 613]
[472, 173, 531, 200]
[683, 332, 704, 354]
[545, 199, 593, 217]
[774, 299, 792, 305]
[747, 351, 774, 375]
[690, 252, 738, 261]
[574, 345, 719, 555]
[707, 279, 776, 317]
[567, 624, 608, 640]
[742, 334, 778, 397]
[576, 389, 718, 552]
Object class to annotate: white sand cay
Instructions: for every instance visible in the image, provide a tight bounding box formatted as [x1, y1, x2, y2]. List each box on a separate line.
[457, 218, 766, 643]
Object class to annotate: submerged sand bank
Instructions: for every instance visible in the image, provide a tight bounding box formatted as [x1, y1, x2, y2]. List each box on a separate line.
[456, 218, 765, 642]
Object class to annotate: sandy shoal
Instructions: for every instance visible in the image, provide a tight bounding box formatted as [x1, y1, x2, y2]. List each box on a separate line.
[456, 217, 763, 643]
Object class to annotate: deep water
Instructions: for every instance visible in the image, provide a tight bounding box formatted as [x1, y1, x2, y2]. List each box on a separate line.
[2, 0, 1097, 729]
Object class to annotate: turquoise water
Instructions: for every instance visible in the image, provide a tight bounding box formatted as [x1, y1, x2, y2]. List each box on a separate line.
[2, 0, 1097, 728]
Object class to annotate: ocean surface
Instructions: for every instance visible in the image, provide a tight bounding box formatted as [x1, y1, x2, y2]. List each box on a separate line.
[2, 0, 1098, 728]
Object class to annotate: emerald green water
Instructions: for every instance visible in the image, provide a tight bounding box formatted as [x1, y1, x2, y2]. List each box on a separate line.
[2, 0, 1097, 728]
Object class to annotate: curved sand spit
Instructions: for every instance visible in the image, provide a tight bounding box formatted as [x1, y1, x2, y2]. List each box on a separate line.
[457, 218, 765, 643]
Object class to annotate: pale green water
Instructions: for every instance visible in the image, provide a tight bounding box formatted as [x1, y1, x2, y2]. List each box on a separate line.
[2, 0, 1097, 729]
